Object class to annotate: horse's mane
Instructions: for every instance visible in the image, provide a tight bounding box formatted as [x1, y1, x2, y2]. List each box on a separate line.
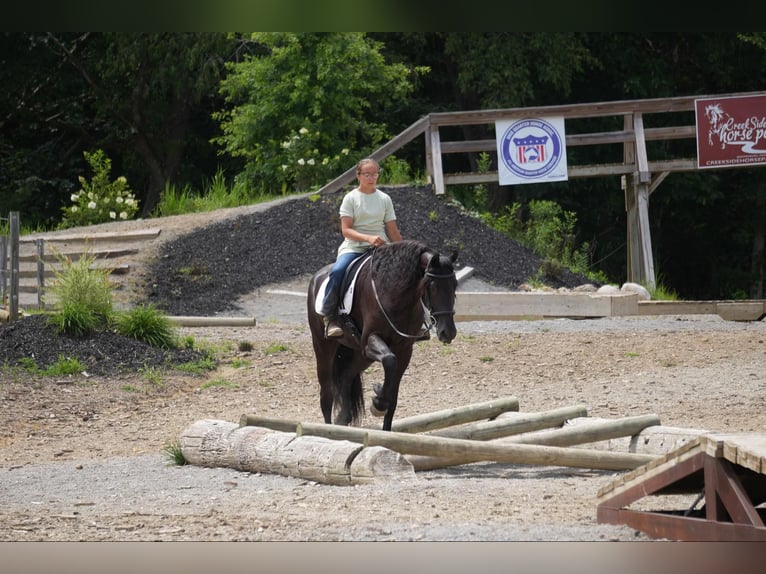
[369, 240, 429, 293]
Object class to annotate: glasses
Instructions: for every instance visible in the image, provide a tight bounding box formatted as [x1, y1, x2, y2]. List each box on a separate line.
[359, 172, 380, 178]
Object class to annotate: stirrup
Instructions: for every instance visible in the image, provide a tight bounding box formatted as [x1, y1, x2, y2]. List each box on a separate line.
[324, 317, 343, 338]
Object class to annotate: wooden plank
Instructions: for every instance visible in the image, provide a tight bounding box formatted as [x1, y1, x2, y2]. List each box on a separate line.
[20, 228, 161, 243]
[17, 263, 130, 278]
[427, 91, 763, 126]
[716, 301, 766, 322]
[638, 300, 720, 315]
[438, 126, 697, 155]
[702, 433, 766, 474]
[429, 126, 445, 195]
[17, 248, 139, 262]
[454, 291, 638, 321]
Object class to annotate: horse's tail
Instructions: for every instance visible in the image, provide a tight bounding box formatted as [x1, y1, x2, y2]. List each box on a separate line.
[333, 346, 365, 426]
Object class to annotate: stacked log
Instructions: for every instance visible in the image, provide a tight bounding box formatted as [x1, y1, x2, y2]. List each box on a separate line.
[178, 396, 702, 485]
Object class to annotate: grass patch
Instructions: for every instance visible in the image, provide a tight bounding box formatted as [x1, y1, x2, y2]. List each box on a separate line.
[263, 342, 289, 355]
[114, 304, 177, 348]
[42, 355, 85, 376]
[176, 356, 217, 375]
[163, 440, 187, 466]
[201, 378, 237, 390]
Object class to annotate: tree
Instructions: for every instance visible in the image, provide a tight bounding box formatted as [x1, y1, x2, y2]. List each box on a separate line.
[0, 33, 236, 222]
[213, 32, 423, 193]
[45, 33, 235, 216]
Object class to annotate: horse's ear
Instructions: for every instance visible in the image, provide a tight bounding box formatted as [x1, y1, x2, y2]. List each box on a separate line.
[420, 250, 435, 271]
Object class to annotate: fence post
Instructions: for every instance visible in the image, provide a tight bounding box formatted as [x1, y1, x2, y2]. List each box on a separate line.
[9, 211, 19, 321]
[36, 238, 45, 310]
[0, 233, 7, 309]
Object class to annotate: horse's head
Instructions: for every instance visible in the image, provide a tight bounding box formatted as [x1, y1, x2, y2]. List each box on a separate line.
[421, 249, 458, 344]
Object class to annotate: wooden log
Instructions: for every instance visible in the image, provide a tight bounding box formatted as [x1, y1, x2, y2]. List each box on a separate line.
[579, 422, 709, 456]
[296, 421, 658, 471]
[427, 404, 587, 440]
[167, 316, 256, 327]
[239, 414, 300, 433]
[391, 396, 520, 433]
[498, 414, 662, 447]
[179, 419, 415, 485]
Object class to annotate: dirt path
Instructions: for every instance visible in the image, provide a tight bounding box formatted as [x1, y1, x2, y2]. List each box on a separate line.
[2, 311, 765, 541]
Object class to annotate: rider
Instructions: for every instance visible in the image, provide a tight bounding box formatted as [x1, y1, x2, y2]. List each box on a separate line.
[318, 158, 402, 338]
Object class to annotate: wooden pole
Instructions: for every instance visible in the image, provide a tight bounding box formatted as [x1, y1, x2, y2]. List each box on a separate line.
[296, 421, 657, 471]
[35, 238, 44, 310]
[499, 414, 661, 447]
[409, 413, 660, 471]
[9, 211, 19, 321]
[0, 234, 7, 309]
[239, 414, 300, 433]
[167, 316, 256, 327]
[391, 396, 520, 433]
[428, 404, 588, 440]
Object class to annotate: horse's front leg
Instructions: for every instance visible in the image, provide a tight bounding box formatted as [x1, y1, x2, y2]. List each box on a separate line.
[364, 334, 412, 431]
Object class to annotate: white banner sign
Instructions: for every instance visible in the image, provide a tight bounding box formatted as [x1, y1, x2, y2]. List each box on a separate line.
[496, 117, 568, 185]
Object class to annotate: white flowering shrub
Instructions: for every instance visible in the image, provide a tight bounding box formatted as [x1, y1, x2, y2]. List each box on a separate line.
[60, 149, 140, 229]
[277, 127, 350, 193]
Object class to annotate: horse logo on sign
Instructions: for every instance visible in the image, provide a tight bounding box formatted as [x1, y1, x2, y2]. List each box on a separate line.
[496, 117, 568, 185]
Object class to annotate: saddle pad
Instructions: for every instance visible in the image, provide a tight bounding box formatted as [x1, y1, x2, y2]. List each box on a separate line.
[315, 256, 371, 315]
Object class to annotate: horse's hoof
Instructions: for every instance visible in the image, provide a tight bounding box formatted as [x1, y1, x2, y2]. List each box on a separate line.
[370, 403, 386, 417]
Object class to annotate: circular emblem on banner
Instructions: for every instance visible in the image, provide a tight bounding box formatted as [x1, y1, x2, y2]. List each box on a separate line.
[499, 118, 563, 179]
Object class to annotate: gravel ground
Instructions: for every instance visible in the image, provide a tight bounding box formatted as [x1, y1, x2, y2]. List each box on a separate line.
[2, 189, 766, 542]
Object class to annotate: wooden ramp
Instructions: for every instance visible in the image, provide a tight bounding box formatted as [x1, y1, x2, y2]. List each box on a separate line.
[597, 433, 766, 540]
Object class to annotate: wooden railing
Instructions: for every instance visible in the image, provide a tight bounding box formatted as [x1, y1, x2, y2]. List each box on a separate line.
[1, 213, 161, 321]
[317, 90, 766, 288]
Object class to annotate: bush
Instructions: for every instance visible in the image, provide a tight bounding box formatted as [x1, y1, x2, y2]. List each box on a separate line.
[48, 300, 101, 337]
[60, 149, 139, 229]
[46, 249, 114, 335]
[115, 304, 177, 348]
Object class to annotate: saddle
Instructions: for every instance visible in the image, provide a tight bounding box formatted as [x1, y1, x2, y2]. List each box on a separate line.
[314, 250, 372, 316]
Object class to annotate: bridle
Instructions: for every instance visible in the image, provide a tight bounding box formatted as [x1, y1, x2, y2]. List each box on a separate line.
[369, 250, 456, 339]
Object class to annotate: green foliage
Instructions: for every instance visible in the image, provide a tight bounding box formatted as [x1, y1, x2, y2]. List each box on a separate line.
[114, 304, 177, 349]
[48, 301, 101, 337]
[482, 199, 608, 285]
[46, 250, 114, 335]
[379, 156, 415, 185]
[263, 342, 289, 355]
[648, 281, 679, 301]
[214, 32, 422, 193]
[140, 366, 165, 387]
[153, 168, 279, 217]
[59, 150, 139, 229]
[177, 356, 217, 374]
[163, 440, 187, 466]
[201, 378, 237, 389]
[43, 355, 85, 376]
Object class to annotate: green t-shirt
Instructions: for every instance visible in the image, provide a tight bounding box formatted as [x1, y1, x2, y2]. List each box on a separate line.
[336, 188, 397, 256]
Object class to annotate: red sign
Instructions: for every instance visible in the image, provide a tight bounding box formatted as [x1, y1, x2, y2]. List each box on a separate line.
[696, 94, 766, 169]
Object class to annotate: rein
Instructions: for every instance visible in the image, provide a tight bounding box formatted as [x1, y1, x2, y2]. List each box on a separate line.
[369, 249, 456, 339]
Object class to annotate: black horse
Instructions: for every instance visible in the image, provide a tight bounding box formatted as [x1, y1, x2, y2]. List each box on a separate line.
[307, 240, 458, 431]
